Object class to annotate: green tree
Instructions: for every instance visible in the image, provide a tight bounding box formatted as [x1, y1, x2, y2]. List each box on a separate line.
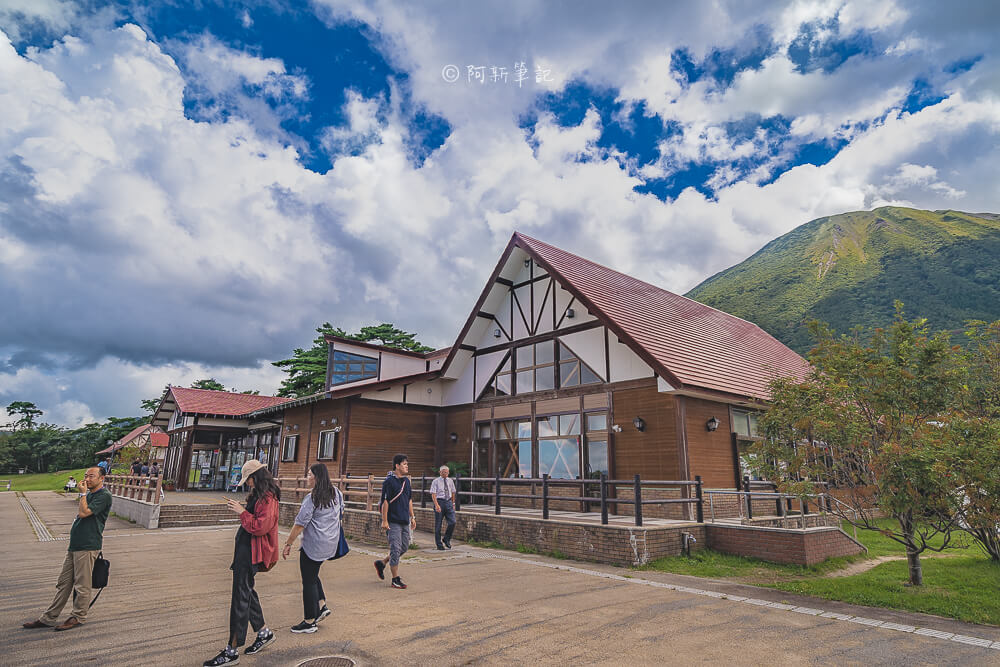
[191, 378, 226, 391]
[6, 401, 43, 430]
[754, 304, 965, 585]
[140, 397, 161, 413]
[272, 322, 433, 398]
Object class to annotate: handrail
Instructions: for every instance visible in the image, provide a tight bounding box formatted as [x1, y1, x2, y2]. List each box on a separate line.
[103, 474, 163, 505]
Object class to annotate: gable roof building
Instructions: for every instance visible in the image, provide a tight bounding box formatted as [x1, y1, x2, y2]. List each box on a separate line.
[161, 233, 808, 496]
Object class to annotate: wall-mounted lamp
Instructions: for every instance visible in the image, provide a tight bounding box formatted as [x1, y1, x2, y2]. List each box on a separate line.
[449, 432, 458, 442]
[524, 259, 531, 267]
[494, 328, 502, 338]
[566, 308, 575, 319]
[706, 416, 720, 432]
[332, 425, 342, 433]
[320, 419, 327, 426]
[611, 424, 623, 433]
[633, 417, 645, 432]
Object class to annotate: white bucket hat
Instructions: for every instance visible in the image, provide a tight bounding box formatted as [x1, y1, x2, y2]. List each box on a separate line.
[238, 459, 267, 487]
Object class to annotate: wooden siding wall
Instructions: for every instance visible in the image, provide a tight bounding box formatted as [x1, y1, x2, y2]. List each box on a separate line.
[684, 397, 736, 488]
[611, 382, 681, 480]
[276, 401, 349, 479]
[345, 401, 437, 477]
[441, 407, 473, 467]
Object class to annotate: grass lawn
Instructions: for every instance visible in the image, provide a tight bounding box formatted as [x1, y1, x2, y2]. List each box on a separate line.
[771, 556, 1000, 626]
[0, 468, 88, 492]
[638, 517, 1000, 626]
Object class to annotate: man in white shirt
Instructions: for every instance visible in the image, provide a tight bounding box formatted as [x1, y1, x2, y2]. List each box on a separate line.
[430, 465, 457, 550]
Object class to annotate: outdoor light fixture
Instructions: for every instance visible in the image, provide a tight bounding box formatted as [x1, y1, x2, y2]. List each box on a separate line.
[611, 424, 622, 433]
[494, 328, 502, 338]
[524, 259, 531, 267]
[633, 417, 646, 432]
[566, 308, 575, 319]
[332, 426, 342, 433]
[449, 432, 458, 442]
[320, 420, 327, 426]
[706, 416, 720, 432]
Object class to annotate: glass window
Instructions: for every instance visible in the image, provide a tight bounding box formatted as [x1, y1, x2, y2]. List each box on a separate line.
[517, 421, 532, 439]
[535, 365, 555, 391]
[516, 345, 534, 368]
[330, 351, 378, 385]
[477, 423, 491, 439]
[539, 439, 580, 479]
[535, 341, 554, 364]
[281, 435, 298, 462]
[560, 361, 579, 386]
[537, 416, 558, 438]
[318, 431, 338, 460]
[586, 439, 608, 479]
[518, 440, 532, 477]
[516, 370, 533, 393]
[732, 409, 760, 438]
[586, 413, 607, 432]
[559, 413, 580, 436]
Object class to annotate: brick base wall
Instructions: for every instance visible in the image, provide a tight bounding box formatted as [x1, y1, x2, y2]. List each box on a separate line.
[279, 501, 703, 567]
[705, 524, 864, 565]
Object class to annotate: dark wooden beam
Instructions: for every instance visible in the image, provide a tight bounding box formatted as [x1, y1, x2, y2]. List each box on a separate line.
[476, 311, 494, 320]
[495, 277, 513, 287]
[473, 320, 602, 356]
[458, 344, 477, 352]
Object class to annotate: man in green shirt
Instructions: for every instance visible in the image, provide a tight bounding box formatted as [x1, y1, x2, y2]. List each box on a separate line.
[23, 466, 112, 631]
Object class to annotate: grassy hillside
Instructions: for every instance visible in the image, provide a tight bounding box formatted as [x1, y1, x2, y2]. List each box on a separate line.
[686, 207, 1000, 354]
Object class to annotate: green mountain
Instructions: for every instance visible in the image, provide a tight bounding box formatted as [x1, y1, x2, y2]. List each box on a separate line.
[685, 207, 1000, 354]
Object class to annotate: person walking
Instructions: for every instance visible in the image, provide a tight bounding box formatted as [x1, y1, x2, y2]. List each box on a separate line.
[149, 462, 159, 478]
[23, 466, 112, 631]
[202, 460, 279, 666]
[282, 464, 342, 634]
[140, 461, 149, 477]
[374, 454, 415, 589]
[130, 459, 142, 478]
[431, 465, 457, 550]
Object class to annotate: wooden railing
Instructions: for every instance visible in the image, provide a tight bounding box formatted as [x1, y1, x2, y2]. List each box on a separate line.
[104, 474, 163, 505]
[280, 473, 704, 527]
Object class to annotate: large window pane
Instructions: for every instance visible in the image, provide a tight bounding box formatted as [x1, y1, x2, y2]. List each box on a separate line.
[518, 441, 532, 477]
[535, 341, 554, 364]
[586, 440, 608, 479]
[537, 416, 558, 437]
[477, 423, 491, 439]
[516, 345, 534, 368]
[580, 365, 601, 384]
[535, 365, 554, 391]
[495, 373, 511, 396]
[517, 421, 532, 438]
[586, 413, 607, 432]
[497, 444, 517, 478]
[559, 413, 580, 436]
[539, 438, 580, 479]
[516, 370, 533, 393]
[560, 361, 579, 386]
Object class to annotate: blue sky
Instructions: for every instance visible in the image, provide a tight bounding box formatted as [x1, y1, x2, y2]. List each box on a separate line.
[1, 0, 999, 425]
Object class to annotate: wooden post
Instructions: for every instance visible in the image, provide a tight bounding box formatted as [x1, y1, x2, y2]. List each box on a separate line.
[454, 473, 462, 511]
[600, 472, 608, 525]
[744, 475, 753, 520]
[421, 476, 427, 509]
[155, 475, 162, 505]
[366, 474, 374, 512]
[633, 474, 642, 527]
[494, 471, 501, 515]
[695, 475, 704, 523]
[542, 473, 549, 520]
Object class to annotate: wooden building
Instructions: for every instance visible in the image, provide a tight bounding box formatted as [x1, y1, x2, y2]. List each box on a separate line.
[160, 232, 809, 494]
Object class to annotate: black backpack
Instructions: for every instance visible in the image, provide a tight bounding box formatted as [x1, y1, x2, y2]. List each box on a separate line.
[75, 552, 110, 608]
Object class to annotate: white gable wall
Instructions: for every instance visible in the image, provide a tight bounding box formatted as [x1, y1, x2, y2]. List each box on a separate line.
[559, 327, 607, 381]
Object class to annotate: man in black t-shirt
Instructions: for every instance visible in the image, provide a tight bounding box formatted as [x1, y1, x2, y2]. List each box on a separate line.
[23, 466, 112, 631]
[374, 454, 416, 589]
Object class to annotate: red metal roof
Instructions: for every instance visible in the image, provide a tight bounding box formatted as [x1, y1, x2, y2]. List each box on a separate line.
[514, 233, 809, 400]
[96, 424, 169, 454]
[170, 386, 291, 416]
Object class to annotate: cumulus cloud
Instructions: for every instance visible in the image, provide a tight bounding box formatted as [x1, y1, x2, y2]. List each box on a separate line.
[1, 1, 999, 425]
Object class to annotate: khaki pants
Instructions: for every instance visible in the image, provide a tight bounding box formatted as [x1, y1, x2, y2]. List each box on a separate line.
[41, 550, 99, 625]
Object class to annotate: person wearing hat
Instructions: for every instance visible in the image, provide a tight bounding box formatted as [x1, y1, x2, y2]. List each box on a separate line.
[202, 459, 281, 666]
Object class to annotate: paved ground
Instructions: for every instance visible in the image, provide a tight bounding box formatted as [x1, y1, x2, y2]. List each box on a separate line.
[3, 491, 999, 666]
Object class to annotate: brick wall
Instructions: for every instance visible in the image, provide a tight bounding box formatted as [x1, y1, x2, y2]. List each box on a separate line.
[705, 524, 864, 565]
[279, 500, 704, 567]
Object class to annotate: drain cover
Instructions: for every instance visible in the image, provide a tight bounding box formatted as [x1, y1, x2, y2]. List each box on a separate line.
[296, 658, 356, 667]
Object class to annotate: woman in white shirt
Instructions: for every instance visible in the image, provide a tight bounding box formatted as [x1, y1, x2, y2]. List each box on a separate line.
[282, 464, 342, 634]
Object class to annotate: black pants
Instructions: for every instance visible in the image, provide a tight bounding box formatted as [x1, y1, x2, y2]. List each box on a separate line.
[435, 498, 456, 547]
[299, 550, 326, 621]
[229, 567, 265, 648]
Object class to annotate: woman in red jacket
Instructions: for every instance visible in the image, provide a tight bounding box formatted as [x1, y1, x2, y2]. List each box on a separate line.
[204, 460, 280, 666]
